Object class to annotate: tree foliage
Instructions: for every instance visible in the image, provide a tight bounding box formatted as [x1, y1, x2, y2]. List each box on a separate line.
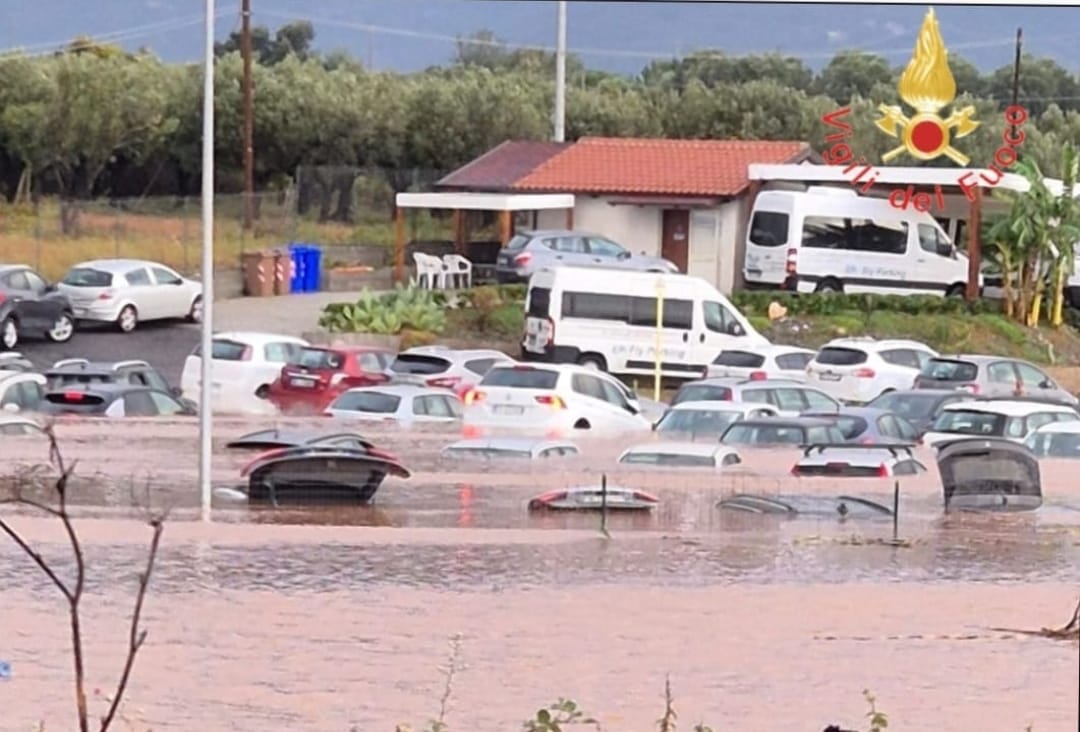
[2, 21, 1080, 211]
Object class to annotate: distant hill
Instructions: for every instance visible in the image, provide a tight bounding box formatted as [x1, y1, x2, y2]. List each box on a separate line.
[2, 0, 1077, 76]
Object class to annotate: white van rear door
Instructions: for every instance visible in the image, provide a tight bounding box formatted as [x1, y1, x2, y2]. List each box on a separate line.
[744, 206, 793, 286]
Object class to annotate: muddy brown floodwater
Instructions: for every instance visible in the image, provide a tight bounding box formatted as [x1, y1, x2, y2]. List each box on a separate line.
[1, 418, 1079, 731]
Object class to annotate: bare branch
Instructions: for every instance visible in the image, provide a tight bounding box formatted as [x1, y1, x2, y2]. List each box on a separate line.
[99, 519, 164, 731]
[0, 517, 72, 600]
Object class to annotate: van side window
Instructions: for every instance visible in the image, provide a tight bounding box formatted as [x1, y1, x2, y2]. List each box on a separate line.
[749, 212, 789, 247]
[629, 297, 693, 329]
[703, 301, 742, 335]
[918, 224, 951, 256]
[562, 292, 629, 321]
[803, 216, 907, 255]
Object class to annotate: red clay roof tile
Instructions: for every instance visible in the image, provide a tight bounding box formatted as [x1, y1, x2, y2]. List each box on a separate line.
[436, 140, 570, 190]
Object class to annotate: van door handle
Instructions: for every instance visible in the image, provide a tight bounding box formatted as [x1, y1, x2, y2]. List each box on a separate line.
[681, 332, 688, 342]
[698, 333, 705, 343]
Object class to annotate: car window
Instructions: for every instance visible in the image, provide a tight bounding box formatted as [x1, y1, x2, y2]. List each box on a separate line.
[505, 234, 531, 251]
[464, 358, 496, 376]
[773, 388, 808, 411]
[152, 267, 182, 285]
[417, 395, 455, 418]
[391, 354, 452, 375]
[331, 391, 401, 413]
[571, 373, 606, 400]
[1015, 362, 1050, 387]
[554, 237, 586, 253]
[298, 348, 345, 370]
[23, 270, 48, 293]
[775, 352, 813, 370]
[656, 408, 740, 435]
[987, 361, 1018, 385]
[125, 268, 152, 286]
[879, 349, 922, 369]
[740, 388, 773, 406]
[749, 211, 789, 247]
[127, 371, 151, 387]
[806, 426, 841, 444]
[124, 391, 158, 416]
[482, 367, 559, 390]
[671, 384, 733, 405]
[358, 353, 385, 372]
[135, 370, 169, 392]
[834, 416, 868, 439]
[63, 268, 113, 287]
[1025, 412, 1057, 434]
[148, 391, 186, 416]
[264, 342, 301, 363]
[917, 223, 946, 255]
[442, 396, 463, 418]
[919, 359, 978, 382]
[802, 389, 838, 411]
[893, 460, 919, 476]
[703, 301, 743, 335]
[933, 409, 1005, 435]
[3, 270, 30, 290]
[713, 351, 765, 368]
[598, 379, 632, 410]
[587, 238, 626, 257]
[815, 347, 868, 366]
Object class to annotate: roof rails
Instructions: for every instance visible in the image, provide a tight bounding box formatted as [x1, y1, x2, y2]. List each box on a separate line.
[802, 443, 915, 458]
[52, 358, 90, 369]
[112, 360, 150, 370]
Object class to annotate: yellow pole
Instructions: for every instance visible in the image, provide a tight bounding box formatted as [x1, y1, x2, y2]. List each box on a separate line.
[654, 277, 665, 402]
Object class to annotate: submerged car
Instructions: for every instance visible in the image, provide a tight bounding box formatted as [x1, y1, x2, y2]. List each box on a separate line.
[240, 443, 410, 504]
[914, 354, 1078, 407]
[719, 417, 846, 448]
[935, 438, 1042, 512]
[618, 442, 742, 469]
[920, 399, 1080, 448]
[791, 444, 926, 477]
[1024, 421, 1080, 459]
[225, 428, 375, 452]
[801, 406, 919, 444]
[865, 388, 970, 436]
[38, 384, 196, 418]
[652, 400, 779, 439]
[440, 438, 579, 460]
[528, 483, 659, 511]
[716, 493, 894, 519]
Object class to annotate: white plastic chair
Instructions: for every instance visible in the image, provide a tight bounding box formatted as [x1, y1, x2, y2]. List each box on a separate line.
[412, 252, 437, 289]
[442, 254, 473, 289]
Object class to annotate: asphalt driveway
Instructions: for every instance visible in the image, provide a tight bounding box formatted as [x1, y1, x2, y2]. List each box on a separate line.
[12, 291, 351, 386]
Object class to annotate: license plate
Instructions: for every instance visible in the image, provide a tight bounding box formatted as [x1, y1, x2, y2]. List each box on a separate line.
[581, 493, 626, 504]
[493, 405, 524, 415]
[290, 377, 316, 389]
[819, 373, 842, 381]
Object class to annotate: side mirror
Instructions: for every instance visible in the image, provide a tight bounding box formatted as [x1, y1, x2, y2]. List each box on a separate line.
[730, 323, 745, 337]
[936, 242, 953, 258]
[1040, 379, 1053, 389]
[170, 386, 183, 397]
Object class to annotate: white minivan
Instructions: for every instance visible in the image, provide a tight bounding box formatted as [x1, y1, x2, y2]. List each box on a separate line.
[521, 266, 768, 379]
[743, 188, 973, 296]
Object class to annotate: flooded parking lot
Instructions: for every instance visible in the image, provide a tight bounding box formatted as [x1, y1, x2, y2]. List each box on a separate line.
[2, 418, 1079, 730]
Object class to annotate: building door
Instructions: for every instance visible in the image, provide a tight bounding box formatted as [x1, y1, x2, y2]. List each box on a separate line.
[661, 209, 690, 273]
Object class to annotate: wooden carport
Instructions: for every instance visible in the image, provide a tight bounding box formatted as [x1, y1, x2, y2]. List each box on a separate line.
[747, 164, 1056, 300]
[392, 192, 576, 283]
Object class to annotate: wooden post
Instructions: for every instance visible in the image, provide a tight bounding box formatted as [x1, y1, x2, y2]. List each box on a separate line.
[498, 209, 512, 245]
[564, 206, 574, 229]
[966, 187, 983, 301]
[394, 206, 406, 284]
[452, 209, 466, 255]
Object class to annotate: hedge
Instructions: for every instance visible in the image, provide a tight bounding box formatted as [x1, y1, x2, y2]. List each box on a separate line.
[728, 291, 1005, 317]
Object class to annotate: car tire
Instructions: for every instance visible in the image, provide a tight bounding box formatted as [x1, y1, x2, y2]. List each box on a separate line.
[188, 295, 203, 323]
[46, 312, 75, 343]
[577, 353, 607, 371]
[0, 316, 18, 350]
[815, 279, 842, 294]
[945, 284, 966, 298]
[117, 305, 138, 333]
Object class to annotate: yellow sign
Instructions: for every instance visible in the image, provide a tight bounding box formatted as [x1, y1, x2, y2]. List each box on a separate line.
[875, 8, 980, 166]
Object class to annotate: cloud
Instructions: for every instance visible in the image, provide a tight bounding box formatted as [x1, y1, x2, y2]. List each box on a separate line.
[826, 30, 847, 44]
[884, 21, 906, 37]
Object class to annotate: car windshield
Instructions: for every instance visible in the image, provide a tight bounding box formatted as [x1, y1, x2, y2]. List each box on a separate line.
[62, 268, 112, 287]
[297, 348, 345, 370]
[712, 351, 765, 367]
[721, 423, 807, 445]
[655, 408, 740, 436]
[947, 454, 1032, 485]
[391, 354, 451, 375]
[831, 416, 868, 440]
[445, 447, 532, 459]
[505, 234, 531, 251]
[620, 452, 715, 467]
[480, 367, 559, 389]
[931, 409, 1005, 435]
[815, 347, 868, 366]
[868, 392, 943, 421]
[671, 384, 733, 405]
[1026, 431, 1080, 457]
[920, 359, 978, 382]
[211, 340, 249, 360]
[330, 391, 400, 413]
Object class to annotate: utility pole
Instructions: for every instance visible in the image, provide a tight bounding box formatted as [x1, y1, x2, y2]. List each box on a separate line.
[553, 0, 567, 142]
[241, 0, 255, 230]
[1010, 27, 1022, 144]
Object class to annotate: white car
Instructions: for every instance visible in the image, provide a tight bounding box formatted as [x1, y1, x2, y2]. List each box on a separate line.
[180, 332, 308, 414]
[921, 399, 1080, 448]
[704, 344, 815, 381]
[57, 259, 203, 332]
[388, 346, 515, 393]
[325, 384, 463, 426]
[805, 337, 937, 404]
[0, 413, 45, 436]
[790, 444, 927, 478]
[618, 442, 743, 469]
[462, 363, 652, 438]
[0, 369, 46, 413]
[653, 400, 779, 438]
[1024, 420, 1080, 458]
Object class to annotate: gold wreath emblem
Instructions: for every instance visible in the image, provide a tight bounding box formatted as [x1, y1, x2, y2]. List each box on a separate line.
[875, 8, 980, 166]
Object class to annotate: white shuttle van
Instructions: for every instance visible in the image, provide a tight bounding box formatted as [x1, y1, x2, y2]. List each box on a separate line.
[521, 266, 768, 379]
[743, 188, 973, 296]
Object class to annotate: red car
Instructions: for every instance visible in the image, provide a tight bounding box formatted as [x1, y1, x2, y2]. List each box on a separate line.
[267, 345, 393, 415]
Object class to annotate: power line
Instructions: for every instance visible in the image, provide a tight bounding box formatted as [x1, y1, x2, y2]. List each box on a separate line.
[257, 8, 1080, 64]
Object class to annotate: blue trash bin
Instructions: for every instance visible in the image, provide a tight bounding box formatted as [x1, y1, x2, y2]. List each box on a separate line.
[304, 245, 322, 292]
[288, 243, 307, 293]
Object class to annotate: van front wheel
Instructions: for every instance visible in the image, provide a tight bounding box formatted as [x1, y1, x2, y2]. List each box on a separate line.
[815, 279, 842, 294]
[945, 284, 966, 298]
[577, 353, 607, 372]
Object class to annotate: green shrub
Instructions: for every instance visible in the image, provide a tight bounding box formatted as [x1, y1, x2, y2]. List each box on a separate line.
[318, 283, 446, 335]
[730, 291, 1003, 317]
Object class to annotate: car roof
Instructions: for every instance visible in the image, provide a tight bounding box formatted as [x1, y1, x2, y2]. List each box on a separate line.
[942, 399, 1076, 416]
[798, 446, 914, 465]
[1032, 421, 1080, 434]
[444, 437, 576, 451]
[518, 229, 602, 238]
[46, 382, 155, 397]
[339, 384, 450, 397]
[213, 332, 308, 345]
[69, 259, 170, 273]
[486, 362, 610, 379]
[398, 346, 512, 359]
[0, 264, 32, 274]
[667, 400, 771, 412]
[739, 344, 815, 355]
[822, 337, 935, 351]
[47, 359, 151, 374]
[304, 344, 393, 354]
[810, 406, 895, 419]
[621, 442, 735, 457]
[875, 388, 967, 399]
[0, 369, 44, 383]
[732, 416, 839, 428]
[929, 354, 1028, 365]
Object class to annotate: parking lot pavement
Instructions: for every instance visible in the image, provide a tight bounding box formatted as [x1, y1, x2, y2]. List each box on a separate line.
[14, 290, 362, 387]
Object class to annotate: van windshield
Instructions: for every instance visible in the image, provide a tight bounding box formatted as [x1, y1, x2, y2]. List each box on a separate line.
[527, 288, 551, 318]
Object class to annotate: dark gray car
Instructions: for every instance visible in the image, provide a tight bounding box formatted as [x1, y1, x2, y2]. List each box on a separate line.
[494, 230, 677, 283]
[913, 354, 1079, 408]
[865, 388, 970, 436]
[0, 264, 76, 350]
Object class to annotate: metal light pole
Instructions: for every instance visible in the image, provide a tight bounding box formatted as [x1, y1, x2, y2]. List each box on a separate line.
[241, 0, 255, 231]
[199, 0, 216, 522]
[553, 0, 567, 142]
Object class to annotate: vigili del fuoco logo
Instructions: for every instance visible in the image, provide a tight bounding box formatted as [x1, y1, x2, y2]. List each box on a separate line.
[820, 7, 1029, 212]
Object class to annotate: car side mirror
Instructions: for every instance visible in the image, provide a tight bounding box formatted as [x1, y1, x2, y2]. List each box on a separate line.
[618, 250, 631, 260]
[170, 386, 183, 397]
[1040, 379, 1053, 389]
[730, 323, 745, 336]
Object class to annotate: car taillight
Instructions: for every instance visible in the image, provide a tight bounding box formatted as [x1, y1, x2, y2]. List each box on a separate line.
[959, 383, 980, 394]
[749, 371, 767, 381]
[853, 368, 876, 378]
[365, 447, 400, 462]
[97, 291, 114, 300]
[632, 490, 659, 503]
[513, 252, 532, 268]
[859, 436, 873, 444]
[877, 463, 889, 477]
[63, 391, 84, 401]
[533, 489, 568, 504]
[790, 464, 800, 475]
[464, 389, 485, 405]
[427, 376, 461, 389]
[0, 294, 6, 305]
[535, 394, 566, 410]
[785, 248, 797, 275]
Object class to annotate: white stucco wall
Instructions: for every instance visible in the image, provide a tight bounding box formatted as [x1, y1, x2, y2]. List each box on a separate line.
[533, 195, 748, 294]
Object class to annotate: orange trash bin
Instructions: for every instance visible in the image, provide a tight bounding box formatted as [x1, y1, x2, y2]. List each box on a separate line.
[272, 249, 291, 295]
[241, 250, 275, 297]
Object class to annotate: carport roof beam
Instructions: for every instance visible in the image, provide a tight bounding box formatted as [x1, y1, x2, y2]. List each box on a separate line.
[394, 192, 575, 211]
